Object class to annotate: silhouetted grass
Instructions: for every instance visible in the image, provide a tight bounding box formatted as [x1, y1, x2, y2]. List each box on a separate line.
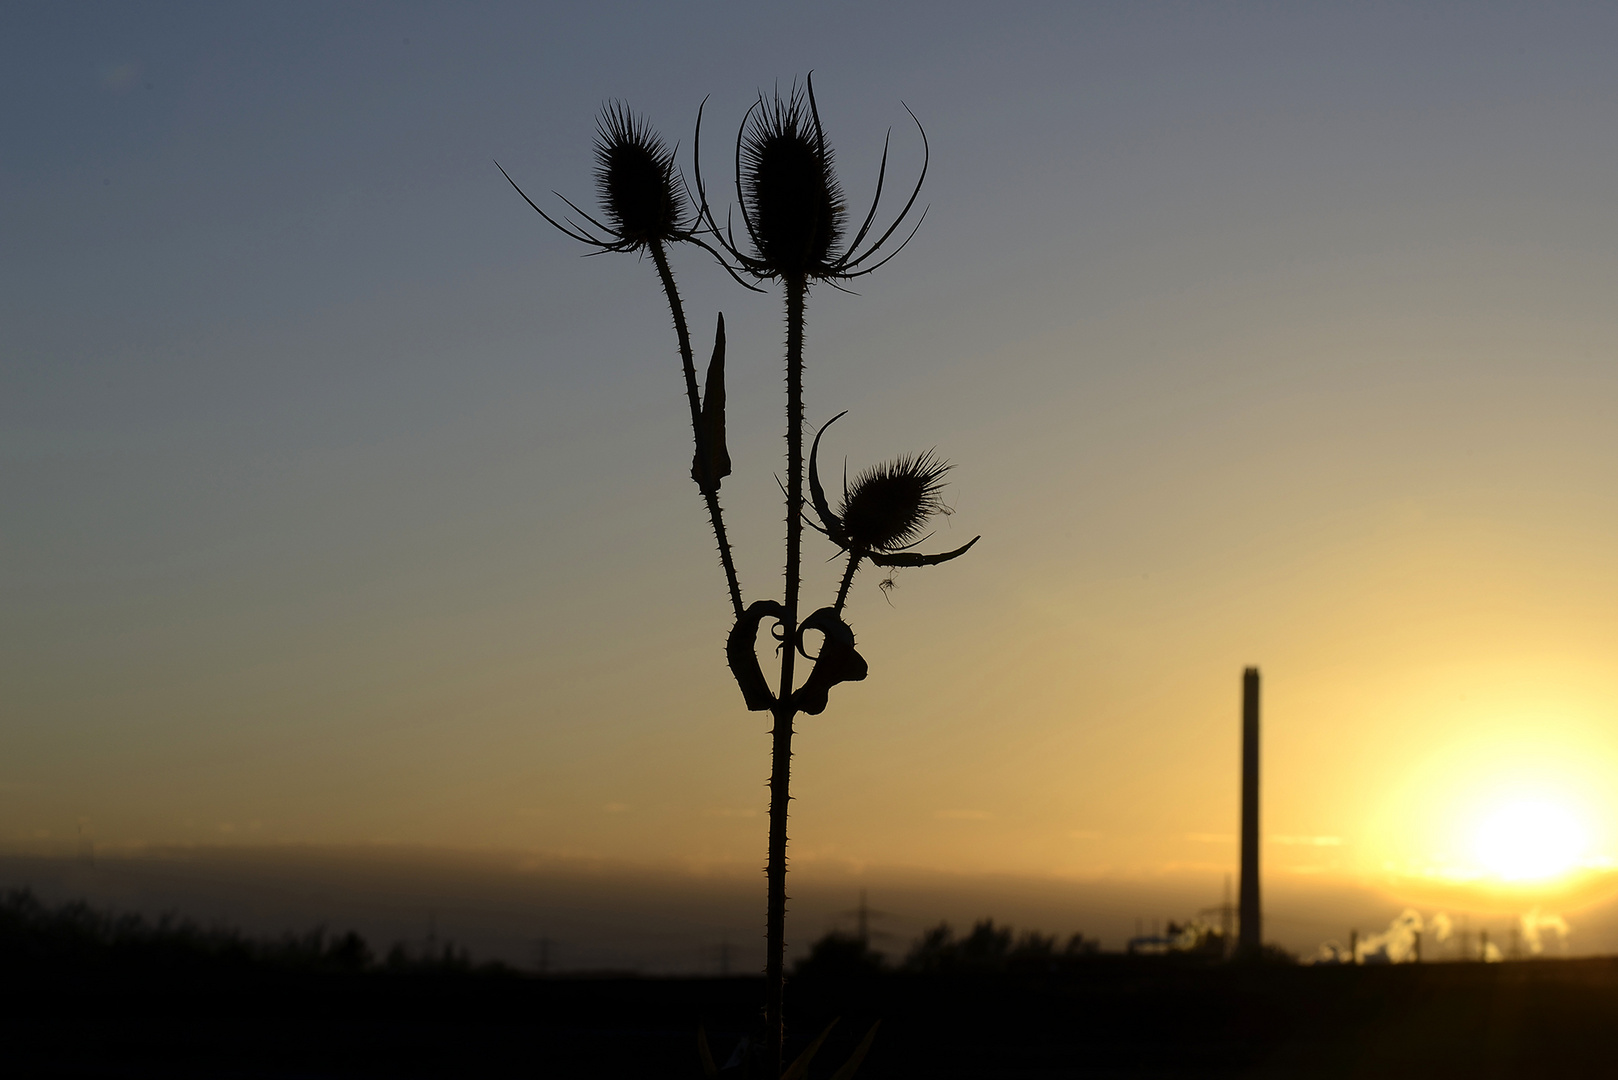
[794, 920, 1106, 982]
[0, 888, 502, 977]
[7, 891, 1618, 1076]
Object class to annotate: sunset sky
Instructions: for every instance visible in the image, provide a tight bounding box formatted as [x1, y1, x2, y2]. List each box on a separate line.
[6, 3, 1618, 954]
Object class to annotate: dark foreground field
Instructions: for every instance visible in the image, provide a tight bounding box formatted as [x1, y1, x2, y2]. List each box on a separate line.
[8, 956, 1618, 1078]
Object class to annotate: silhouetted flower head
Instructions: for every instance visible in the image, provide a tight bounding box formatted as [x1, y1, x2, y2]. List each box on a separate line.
[498, 103, 702, 255]
[808, 413, 979, 569]
[593, 103, 689, 249]
[695, 75, 930, 284]
[739, 86, 845, 279]
[838, 452, 950, 554]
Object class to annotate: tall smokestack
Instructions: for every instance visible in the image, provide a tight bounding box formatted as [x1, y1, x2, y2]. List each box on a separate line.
[1238, 666, 1261, 961]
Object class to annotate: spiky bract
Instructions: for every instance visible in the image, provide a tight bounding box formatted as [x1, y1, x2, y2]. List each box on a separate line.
[739, 86, 846, 280]
[694, 74, 930, 286]
[498, 103, 705, 256]
[809, 414, 978, 578]
[593, 103, 688, 249]
[839, 451, 951, 555]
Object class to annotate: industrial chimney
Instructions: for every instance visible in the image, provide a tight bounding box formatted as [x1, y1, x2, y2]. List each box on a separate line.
[1237, 667, 1261, 961]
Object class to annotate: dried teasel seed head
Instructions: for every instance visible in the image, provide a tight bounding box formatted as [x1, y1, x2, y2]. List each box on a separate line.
[838, 451, 951, 555]
[740, 84, 845, 280]
[693, 73, 929, 286]
[593, 103, 688, 249]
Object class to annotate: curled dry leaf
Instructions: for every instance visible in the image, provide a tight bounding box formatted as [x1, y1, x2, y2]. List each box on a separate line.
[791, 607, 868, 716]
[727, 600, 787, 711]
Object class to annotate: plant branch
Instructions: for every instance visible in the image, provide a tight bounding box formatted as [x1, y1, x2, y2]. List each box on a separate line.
[834, 552, 862, 615]
[649, 241, 745, 621]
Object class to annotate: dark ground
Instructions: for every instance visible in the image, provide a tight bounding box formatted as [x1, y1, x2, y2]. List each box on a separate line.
[8, 957, 1618, 1078]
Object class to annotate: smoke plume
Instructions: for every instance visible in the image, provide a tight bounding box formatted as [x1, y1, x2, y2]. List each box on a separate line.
[1521, 909, 1570, 956]
[1316, 907, 1572, 963]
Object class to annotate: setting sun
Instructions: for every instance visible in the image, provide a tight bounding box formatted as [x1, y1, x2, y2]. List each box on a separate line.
[1474, 800, 1587, 883]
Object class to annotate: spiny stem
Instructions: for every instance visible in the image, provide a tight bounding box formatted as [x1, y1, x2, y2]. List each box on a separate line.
[834, 553, 862, 615]
[765, 273, 807, 1077]
[649, 241, 744, 622]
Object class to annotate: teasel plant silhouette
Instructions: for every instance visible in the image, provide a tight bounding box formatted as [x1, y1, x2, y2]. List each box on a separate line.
[505, 77, 974, 1077]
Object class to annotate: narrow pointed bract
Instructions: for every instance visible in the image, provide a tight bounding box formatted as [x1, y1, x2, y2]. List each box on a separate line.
[868, 535, 979, 568]
[808, 410, 848, 545]
[691, 314, 731, 492]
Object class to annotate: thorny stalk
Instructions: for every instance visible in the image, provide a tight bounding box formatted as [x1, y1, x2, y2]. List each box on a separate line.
[833, 553, 861, 615]
[649, 241, 744, 620]
[765, 272, 807, 1075]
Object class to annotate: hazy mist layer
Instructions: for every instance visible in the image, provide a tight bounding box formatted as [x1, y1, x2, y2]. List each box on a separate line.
[9, 845, 1611, 972]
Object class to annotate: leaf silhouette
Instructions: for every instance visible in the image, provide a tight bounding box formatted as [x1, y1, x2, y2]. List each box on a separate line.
[727, 600, 787, 711]
[791, 608, 868, 716]
[692, 314, 732, 492]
